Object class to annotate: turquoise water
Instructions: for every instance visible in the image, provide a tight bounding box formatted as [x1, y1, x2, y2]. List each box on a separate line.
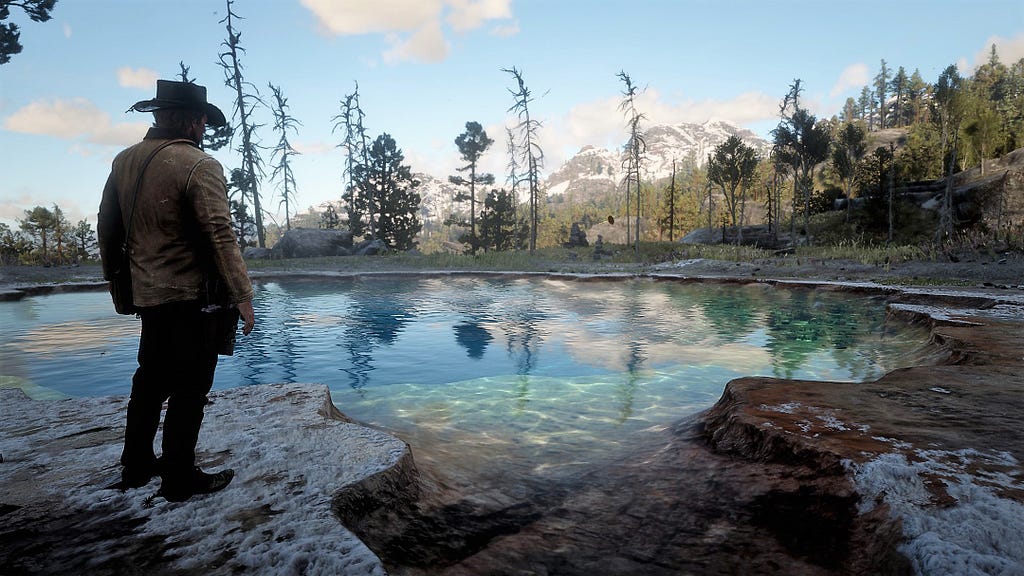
[1, 276, 932, 463]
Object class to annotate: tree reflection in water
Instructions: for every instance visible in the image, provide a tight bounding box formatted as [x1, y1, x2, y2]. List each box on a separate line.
[2, 278, 932, 457]
[221, 278, 927, 404]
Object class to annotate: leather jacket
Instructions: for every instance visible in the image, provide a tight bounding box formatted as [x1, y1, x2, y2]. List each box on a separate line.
[98, 128, 253, 308]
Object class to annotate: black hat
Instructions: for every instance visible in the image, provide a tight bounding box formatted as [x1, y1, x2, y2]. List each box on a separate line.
[128, 79, 227, 127]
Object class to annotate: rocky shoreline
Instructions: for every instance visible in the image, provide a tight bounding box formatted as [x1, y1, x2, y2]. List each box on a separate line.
[2, 264, 1024, 574]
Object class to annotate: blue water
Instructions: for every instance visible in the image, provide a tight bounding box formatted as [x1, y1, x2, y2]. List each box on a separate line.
[0, 276, 932, 460]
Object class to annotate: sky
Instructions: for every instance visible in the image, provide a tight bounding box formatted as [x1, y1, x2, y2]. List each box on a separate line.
[1, 0, 1023, 231]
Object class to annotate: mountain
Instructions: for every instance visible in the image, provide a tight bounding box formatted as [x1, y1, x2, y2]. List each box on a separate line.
[413, 119, 770, 228]
[544, 119, 772, 204]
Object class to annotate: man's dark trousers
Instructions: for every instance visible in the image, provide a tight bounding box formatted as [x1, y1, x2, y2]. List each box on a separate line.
[120, 300, 218, 477]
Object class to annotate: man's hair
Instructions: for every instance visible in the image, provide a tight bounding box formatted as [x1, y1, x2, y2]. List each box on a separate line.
[153, 108, 205, 135]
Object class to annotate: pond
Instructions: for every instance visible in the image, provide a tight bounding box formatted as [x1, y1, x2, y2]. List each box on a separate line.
[1, 276, 933, 473]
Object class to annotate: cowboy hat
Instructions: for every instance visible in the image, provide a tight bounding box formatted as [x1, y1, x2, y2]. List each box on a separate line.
[128, 79, 227, 127]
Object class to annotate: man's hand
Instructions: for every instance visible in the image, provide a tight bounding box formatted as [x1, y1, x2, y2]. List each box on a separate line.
[237, 300, 256, 335]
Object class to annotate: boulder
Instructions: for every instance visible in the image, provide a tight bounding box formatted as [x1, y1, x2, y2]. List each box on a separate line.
[242, 246, 275, 259]
[273, 228, 353, 258]
[355, 238, 387, 256]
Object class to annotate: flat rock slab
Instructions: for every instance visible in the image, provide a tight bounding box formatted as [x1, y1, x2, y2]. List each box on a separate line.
[0, 383, 409, 575]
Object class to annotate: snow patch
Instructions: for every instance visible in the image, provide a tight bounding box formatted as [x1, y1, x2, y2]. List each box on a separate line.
[0, 384, 406, 574]
[848, 448, 1024, 575]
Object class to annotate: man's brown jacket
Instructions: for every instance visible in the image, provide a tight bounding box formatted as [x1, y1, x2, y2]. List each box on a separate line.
[98, 128, 253, 308]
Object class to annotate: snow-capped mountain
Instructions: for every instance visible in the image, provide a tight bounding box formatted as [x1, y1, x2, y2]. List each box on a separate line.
[641, 119, 772, 178]
[414, 119, 770, 226]
[544, 119, 771, 203]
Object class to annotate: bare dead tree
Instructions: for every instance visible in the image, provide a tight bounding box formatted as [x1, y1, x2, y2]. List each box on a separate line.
[331, 83, 374, 238]
[269, 83, 301, 231]
[503, 67, 544, 253]
[218, 0, 267, 247]
[617, 71, 646, 256]
[177, 61, 232, 151]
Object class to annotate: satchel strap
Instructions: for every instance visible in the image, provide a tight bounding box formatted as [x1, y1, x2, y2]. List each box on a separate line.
[122, 138, 196, 252]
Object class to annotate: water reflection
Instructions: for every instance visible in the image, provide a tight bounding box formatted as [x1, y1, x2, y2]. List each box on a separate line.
[454, 321, 492, 359]
[1, 278, 931, 408]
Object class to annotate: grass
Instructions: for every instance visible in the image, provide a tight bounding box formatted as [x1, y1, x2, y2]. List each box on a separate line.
[794, 242, 933, 267]
[5, 238, 1016, 288]
[241, 243, 782, 274]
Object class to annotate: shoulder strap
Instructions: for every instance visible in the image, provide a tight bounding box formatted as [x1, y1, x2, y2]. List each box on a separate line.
[122, 139, 195, 249]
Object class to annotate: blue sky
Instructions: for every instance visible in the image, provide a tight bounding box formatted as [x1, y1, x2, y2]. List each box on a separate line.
[2, 0, 1022, 230]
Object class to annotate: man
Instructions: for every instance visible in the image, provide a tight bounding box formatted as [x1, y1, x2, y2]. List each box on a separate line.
[98, 80, 256, 502]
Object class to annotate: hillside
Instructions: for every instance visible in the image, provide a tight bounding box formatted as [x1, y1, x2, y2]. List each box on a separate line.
[543, 119, 771, 204]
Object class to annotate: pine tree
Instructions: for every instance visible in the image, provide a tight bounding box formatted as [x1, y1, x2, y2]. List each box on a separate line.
[707, 136, 759, 244]
[320, 204, 340, 229]
[660, 160, 680, 242]
[18, 206, 54, 264]
[352, 133, 421, 251]
[859, 85, 874, 130]
[449, 121, 495, 250]
[0, 0, 55, 65]
[0, 222, 32, 264]
[908, 68, 930, 125]
[226, 169, 258, 246]
[71, 219, 97, 262]
[478, 188, 525, 251]
[875, 59, 891, 129]
[840, 98, 859, 123]
[832, 121, 867, 222]
[772, 80, 831, 243]
[934, 65, 966, 243]
[890, 66, 909, 127]
[50, 203, 70, 265]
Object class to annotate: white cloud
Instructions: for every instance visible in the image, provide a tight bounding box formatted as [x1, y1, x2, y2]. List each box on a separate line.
[830, 63, 869, 98]
[445, 0, 512, 32]
[301, 0, 440, 35]
[117, 67, 159, 90]
[0, 186, 94, 227]
[293, 140, 335, 156]
[62, 23, 72, 38]
[485, 89, 781, 175]
[383, 20, 450, 64]
[969, 33, 1024, 71]
[300, 0, 512, 63]
[3, 98, 147, 147]
[491, 20, 519, 37]
[0, 190, 37, 222]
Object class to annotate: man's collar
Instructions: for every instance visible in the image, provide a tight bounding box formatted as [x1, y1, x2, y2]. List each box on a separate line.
[143, 127, 199, 146]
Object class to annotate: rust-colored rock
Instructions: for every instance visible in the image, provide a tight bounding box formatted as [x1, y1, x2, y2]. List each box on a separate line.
[351, 288, 1024, 575]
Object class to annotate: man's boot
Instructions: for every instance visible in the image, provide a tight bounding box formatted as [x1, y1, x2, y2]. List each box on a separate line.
[159, 466, 235, 502]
